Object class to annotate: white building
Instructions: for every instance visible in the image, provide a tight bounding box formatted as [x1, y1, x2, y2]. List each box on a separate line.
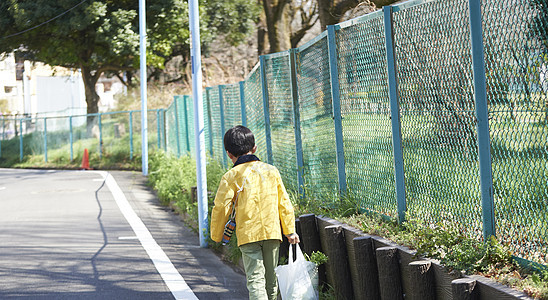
[0, 53, 23, 114]
[0, 53, 122, 118]
[35, 75, 86, 117]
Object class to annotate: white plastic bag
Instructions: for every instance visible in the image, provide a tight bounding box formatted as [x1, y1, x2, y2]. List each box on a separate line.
[275, 244, 318, 300]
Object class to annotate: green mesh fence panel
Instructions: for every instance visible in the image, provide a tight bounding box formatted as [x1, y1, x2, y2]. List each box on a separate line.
[130, 110, 162, 158]
[393, 0, 483, 238]
[173, 96, 188, 156]
[0, 117, 15, 142]
[6, 117, 46, 160]
[244, 64, 268, 162]
[164, 95, 202, 158]
[101, 112, 131, 160]
[22, 118, 44, 156]
[0, 110, 161, 167]
[221, 84, 242, 130]
[157, 109, 166, 150]
[208, 87, 225, 163]
[44, 117, 71, 163]
[0, 117, 17, 163]
[0, 113, 143, 165]
[482, 0, 548, 265]
[187, 97, 196, 157]
[26, 118, 45, 158]
[179, 96, 195, 157]
[336, 13, 397, 217]
[204, 89, 214, 157]
[167, 96, 189, 157]
[296, 35, 339, 202]
[146, 110, 161, 151]
[70, 115, 89, 161]
[165, 101, 178, 156]
[263, 53, 299, 192]
[127, 111, 138, 158]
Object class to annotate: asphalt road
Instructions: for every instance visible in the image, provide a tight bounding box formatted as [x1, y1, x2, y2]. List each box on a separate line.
[0, 169, 248, 299]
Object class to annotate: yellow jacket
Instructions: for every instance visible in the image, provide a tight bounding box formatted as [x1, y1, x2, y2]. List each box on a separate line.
[210, 160, 295, 246]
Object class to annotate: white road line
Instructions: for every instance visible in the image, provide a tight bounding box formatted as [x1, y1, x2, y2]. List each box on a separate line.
[0, 187, 6, 191]
[97, 171, 198, 300]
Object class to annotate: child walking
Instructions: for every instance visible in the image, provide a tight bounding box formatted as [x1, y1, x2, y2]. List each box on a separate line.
[210, 125, 300, 300]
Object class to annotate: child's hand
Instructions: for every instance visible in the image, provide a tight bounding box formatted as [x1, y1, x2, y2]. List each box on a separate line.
[285, 233, 300, 244]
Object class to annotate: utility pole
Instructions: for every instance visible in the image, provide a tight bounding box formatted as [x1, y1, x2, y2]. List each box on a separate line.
[188, 0, 209, 247]
[139, 0, 148, 175]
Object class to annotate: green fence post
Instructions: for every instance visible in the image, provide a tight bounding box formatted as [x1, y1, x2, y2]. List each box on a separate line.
[69, 116, 73, 161]
[99, 113, 103, 159]
[183, 95, 191, 155]
[218, 85, 228, 166]
[383, 6, 407, 224]
[239, 81, 247, 127]
[44, 118, 48, 163]
[129, 111, 134, 160]
[174, 96, 181, 157]
[327, 25, 348, 197]
[289, 49, 306, 198]
[205, 88, 214, 157]
[259, 55, 274, 165]
[468, 0, 495, 239]
[162, 109, 167, 151]
[156, 109, 161, 149]
[19, 118, 23, 162]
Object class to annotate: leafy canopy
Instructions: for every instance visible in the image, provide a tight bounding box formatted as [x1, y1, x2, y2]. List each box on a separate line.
[0, 0, 259, 73]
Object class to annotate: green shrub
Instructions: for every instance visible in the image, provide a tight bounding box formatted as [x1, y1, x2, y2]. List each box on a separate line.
[146, 151, 547, 299]
[148, 151, 196, 209]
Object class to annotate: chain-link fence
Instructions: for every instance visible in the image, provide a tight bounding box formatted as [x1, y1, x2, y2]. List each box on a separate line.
[166, 0, 547, 266]
[337, 11, 398, 218]
[394, 0, 484, 237]
[0, 110, 164, 167]
[0, 0, 545, 267]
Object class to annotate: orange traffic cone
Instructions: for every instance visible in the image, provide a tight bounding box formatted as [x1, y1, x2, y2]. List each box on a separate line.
[81, 148, 90, 170]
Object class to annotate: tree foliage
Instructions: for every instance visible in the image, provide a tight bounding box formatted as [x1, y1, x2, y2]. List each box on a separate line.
[204, 0, 261, 47]
[0, 0, 258, 116]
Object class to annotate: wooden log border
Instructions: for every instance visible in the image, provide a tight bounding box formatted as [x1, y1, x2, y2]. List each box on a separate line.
[323, 225, 354, 299]
[308, 215, 531, 300]
[377, 246, 404, 300]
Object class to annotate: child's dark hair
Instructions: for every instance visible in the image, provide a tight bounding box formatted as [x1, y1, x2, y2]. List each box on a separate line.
[224, 126, 255, 157]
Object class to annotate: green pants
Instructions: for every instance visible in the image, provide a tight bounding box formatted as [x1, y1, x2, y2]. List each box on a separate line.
[239, 239, 280, 300]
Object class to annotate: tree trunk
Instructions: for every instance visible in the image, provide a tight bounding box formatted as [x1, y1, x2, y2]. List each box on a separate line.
[126, 70, 134, 87]
[318, 0, 340, 31]
[263, 0, 291, 53]
[370, 0, 397, 8]
[317, 0, 398, 31]
[81, 65, 101, 137]
[258, 0, 268, 56]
